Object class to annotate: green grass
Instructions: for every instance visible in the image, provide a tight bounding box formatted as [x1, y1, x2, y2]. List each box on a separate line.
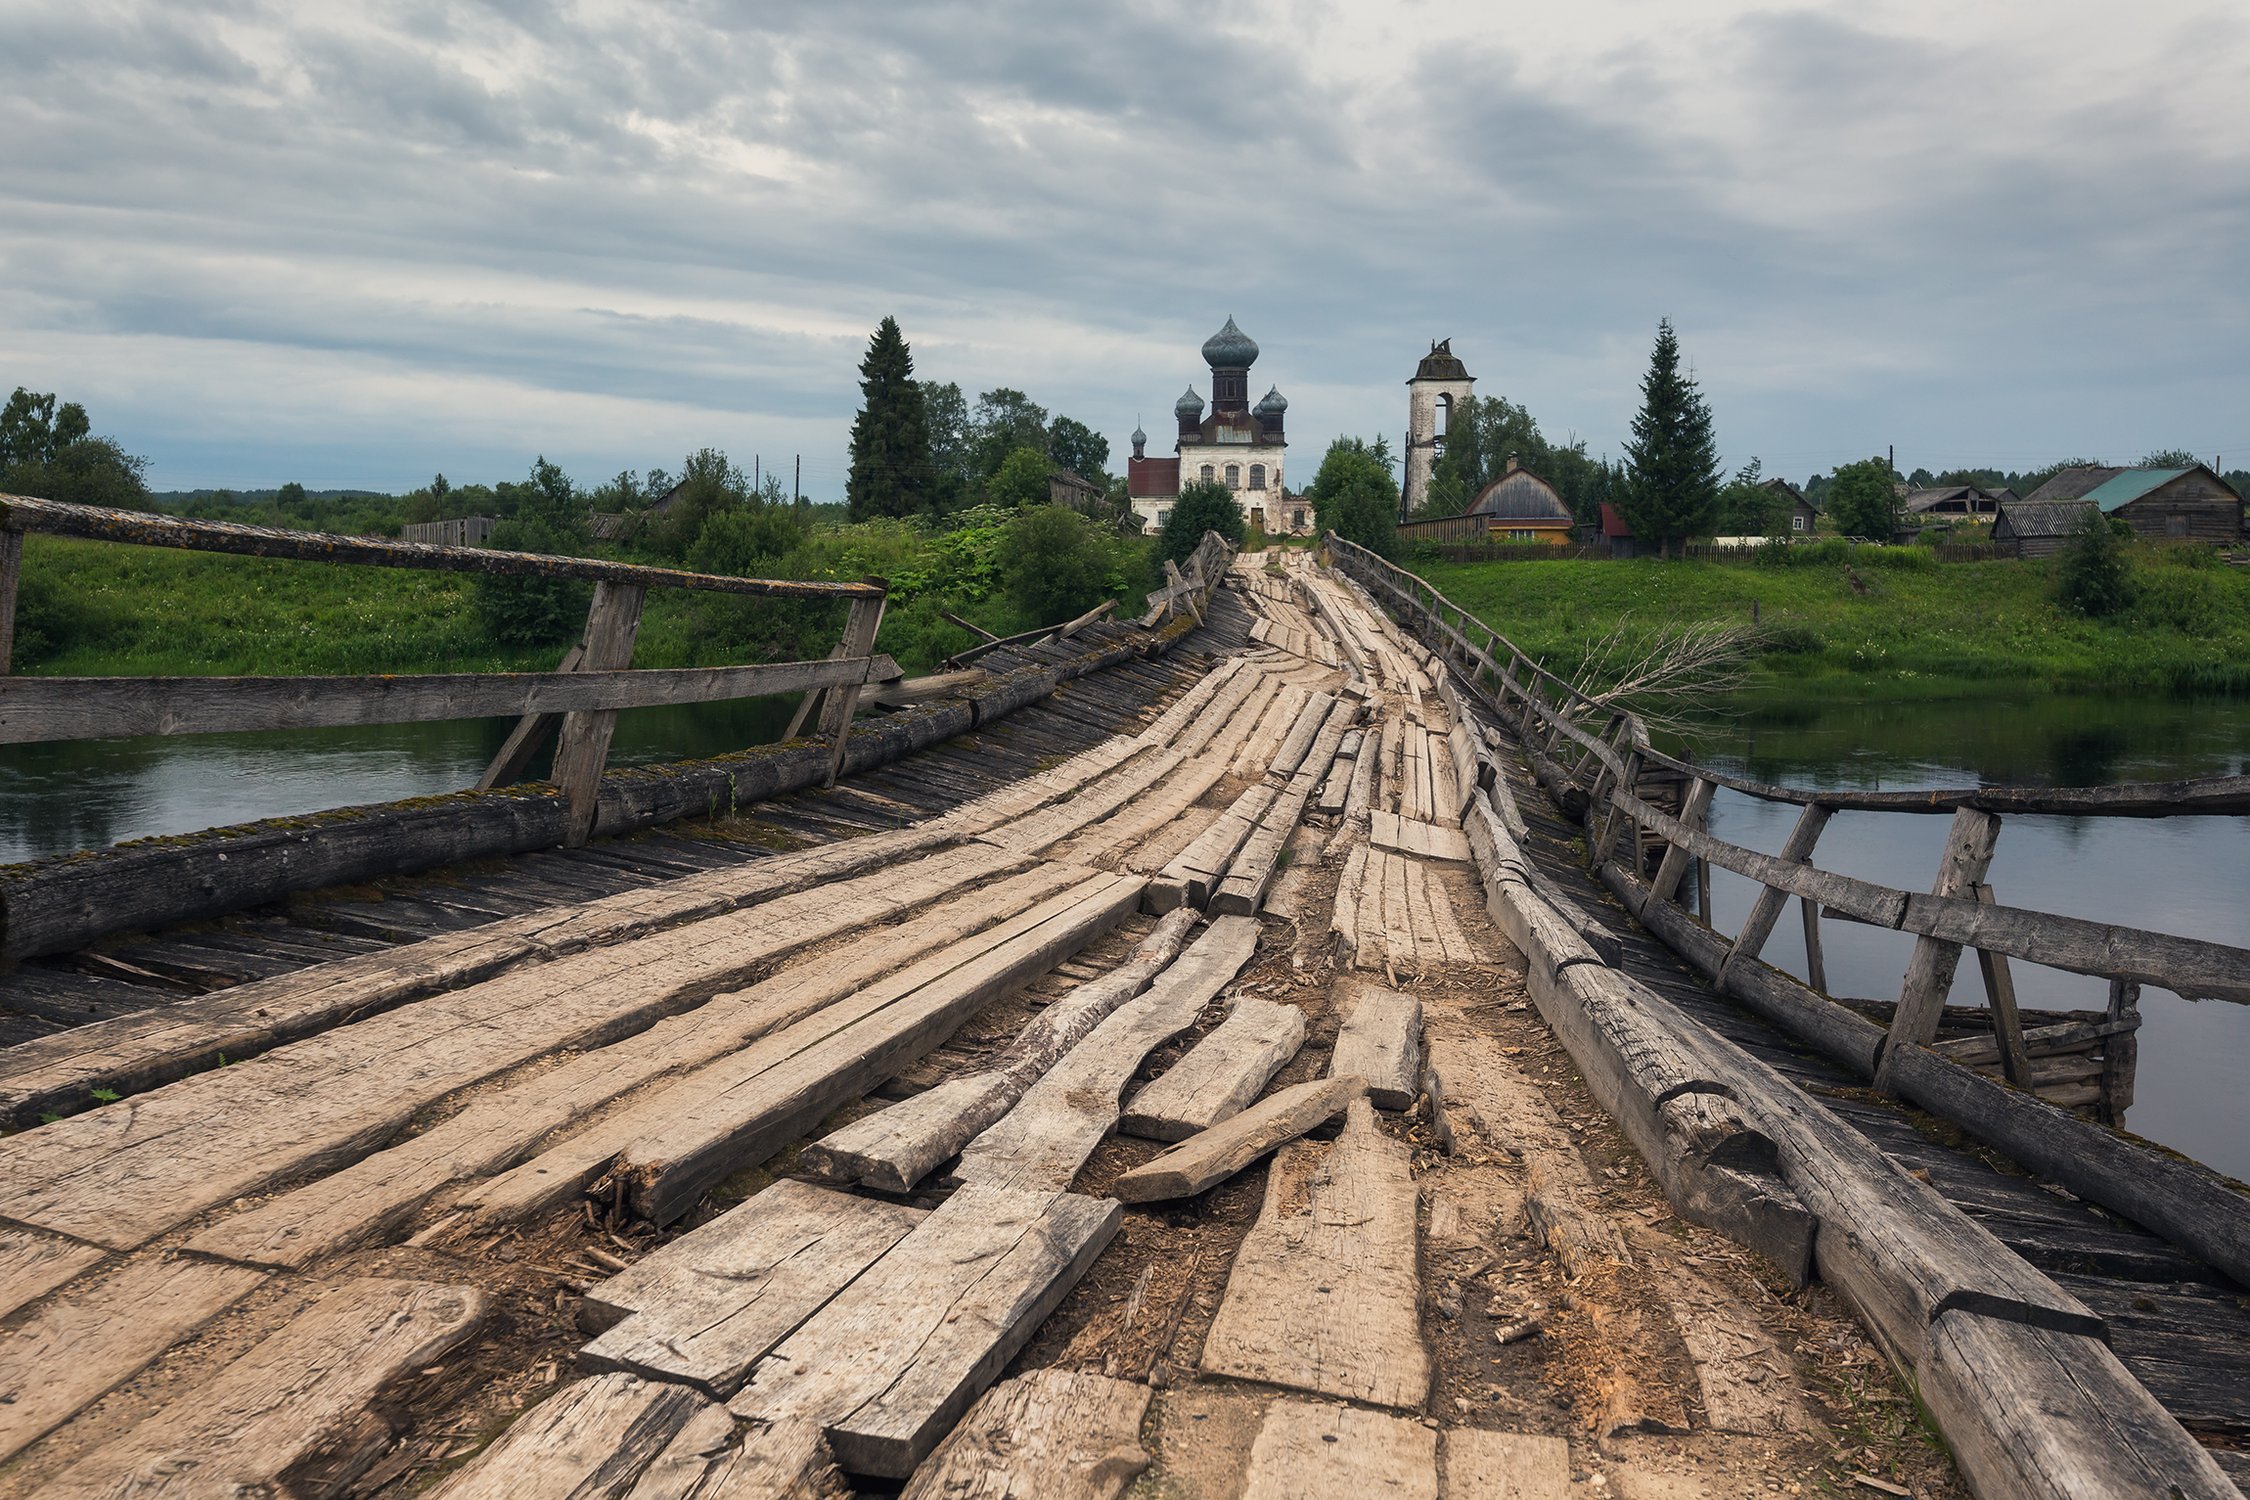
[1413, 547, 2250, 696]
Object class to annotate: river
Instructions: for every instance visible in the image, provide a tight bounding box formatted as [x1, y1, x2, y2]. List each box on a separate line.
[2, 683, 2244, 1177]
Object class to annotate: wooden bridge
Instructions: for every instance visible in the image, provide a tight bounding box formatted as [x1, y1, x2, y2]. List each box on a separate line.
[0, 496, 2244, 1498]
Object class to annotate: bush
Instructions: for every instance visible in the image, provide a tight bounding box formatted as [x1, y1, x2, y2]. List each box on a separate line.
[473, 516, 592, 648]
[2058, 511, 2135, 618]
[685, 506, 803, 578]
[1754, 622, 1824, 656]
[1159, 480, 1246, 566]
[1005, 505, 1117, 623]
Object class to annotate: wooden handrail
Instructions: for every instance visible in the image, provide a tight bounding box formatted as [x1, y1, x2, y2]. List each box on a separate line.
[0, 494, 882, 600]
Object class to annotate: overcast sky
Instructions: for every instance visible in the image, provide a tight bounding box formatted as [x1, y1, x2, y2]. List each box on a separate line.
[4, 0, 2247, 497]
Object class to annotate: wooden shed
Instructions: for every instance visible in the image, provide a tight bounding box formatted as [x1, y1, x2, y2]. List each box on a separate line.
[2025, 464, 2244, 544]
[1467, 460, 1574, 545]
[1992, 499, 2097, 559]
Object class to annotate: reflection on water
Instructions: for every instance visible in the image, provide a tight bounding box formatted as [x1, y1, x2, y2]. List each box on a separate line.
[0, 696, 796, 867]
[1673, 686, 2250, 1181]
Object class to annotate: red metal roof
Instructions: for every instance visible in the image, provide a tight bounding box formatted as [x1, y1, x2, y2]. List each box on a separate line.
[1128, 456, 1179, 498]
[1600, 502, 1632, 538]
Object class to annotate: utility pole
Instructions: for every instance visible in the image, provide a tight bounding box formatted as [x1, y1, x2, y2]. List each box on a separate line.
[754, 455, 761, 493]
[1888, 443, 1895, 478]
[794, 454, 802, 508]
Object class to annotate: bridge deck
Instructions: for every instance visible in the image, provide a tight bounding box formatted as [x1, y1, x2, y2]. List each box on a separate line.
[0, 553, 2235, 1497]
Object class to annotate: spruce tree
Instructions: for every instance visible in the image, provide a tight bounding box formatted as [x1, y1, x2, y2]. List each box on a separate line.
[845, 317, 934, 520]
[1618, 319, 1722, 557]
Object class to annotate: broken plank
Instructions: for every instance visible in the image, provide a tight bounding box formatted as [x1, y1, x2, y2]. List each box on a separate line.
[1149, 783, 1277, 913]
[608, 874, 1147, 1225]
[46, 1277, 483, 1499]
[579, 1180, 926, 1397]
[731, 1185, 1121, 1480]
[1240, 1399, 1437, 1500]
[189, 857, 1069, 1268]
[1212, 698, 1357, 915]
[424, 1372, 725, 1499]
[644, 1414, 844, 1500]
[1119, 998, 1307, 1142]
[1371, 809, 1471, 863]
[1437, 1428, 1572, 1499]
[1111, 1075, 1363, 1203]
[899, 1368, 1151, 1500]
[1200, 1099, 1428, 1408]
[0, 1254, 267, 1463]
[951, 915, 1261, 1192]
[0, 1223, 106, 1321]
[455, 871, 1138, 1230]
[802, 909, 1199, 1192]
[0, 845, 1034, 1252]
[1331, 984, 1424, 1110]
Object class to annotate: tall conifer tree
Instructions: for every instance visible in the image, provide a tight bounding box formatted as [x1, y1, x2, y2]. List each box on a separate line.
[1618, 319, 1722, 557]
[846, 317, 934, 520]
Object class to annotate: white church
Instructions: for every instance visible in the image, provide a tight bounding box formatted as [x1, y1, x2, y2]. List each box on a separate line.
[1126, 318, 1310, 536]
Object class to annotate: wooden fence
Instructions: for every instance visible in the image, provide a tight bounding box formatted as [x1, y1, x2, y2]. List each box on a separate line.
[1325, 531, 2250, 1290]
[1403, 536, 2007, 565]
[0, 494, 896, 845]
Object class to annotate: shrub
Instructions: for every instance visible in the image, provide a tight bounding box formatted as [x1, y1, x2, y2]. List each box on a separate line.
[1005, 505, 1117, 623]
[1159, 480, 1246, 566]
[1754, 623, 1824, 656]
[472, 516, 591, 648]
[2058, 510, 2135, 618]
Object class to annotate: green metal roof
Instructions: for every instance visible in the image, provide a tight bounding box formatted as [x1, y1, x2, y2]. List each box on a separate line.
[2081, 467, 2191, 512]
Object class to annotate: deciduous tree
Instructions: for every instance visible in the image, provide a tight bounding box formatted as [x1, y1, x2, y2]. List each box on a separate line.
[1159, 479, 1245, 565]
[1308, 437, 1399, 555]
[1824, 457, 1901, 541]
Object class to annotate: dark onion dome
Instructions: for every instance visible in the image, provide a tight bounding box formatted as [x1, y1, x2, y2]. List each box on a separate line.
[1201, 316, 1260, 370]
[1253, 386, 1288, 417]
[1131, 420, 1148, 448]
[1174, 385, 1206, 418]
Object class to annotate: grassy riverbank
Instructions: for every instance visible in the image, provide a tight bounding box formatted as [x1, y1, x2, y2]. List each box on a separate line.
[13, 521, 1148, 679]
[1414, 545, 2250, 695]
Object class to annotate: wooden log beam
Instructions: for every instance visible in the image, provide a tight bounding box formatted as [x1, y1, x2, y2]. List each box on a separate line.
[1111, 1075, 1361, 1203]
[0, 652, 897, 745]
[0, 528, 21, 676]
[0, 492, 884, 599]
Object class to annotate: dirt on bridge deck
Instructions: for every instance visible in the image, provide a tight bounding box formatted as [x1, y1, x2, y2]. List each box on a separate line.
[0, 552, 1973, 1500]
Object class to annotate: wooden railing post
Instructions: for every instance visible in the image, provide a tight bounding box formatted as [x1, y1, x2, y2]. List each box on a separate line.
[2100, 977, 2140, 1126]
[1873, 807, 2001, 1092]
[477, 642, 584, 791]
[550, 581, 646, 846]
[1645, 776, 1716, 909]
[818, 582, 888, 788]
[0, 527, 21, 675]
[785, 576, 888, 743]
[1969, 882, 2032, 1086]
[1717, 803, 1833, 987]
[1799, 898, 1828, 993]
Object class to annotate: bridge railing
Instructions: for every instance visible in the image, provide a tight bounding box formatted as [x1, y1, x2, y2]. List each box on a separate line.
[0, 494, 895, 844]
[1325, 531, 2250, 1286]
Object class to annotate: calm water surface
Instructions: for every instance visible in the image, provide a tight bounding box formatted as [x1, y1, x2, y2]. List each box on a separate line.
[3, 683, 2245, 1176]
[1668, 686, 2250, 1180]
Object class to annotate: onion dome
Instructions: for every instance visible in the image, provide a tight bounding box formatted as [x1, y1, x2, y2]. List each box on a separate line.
[1131, 420, 1147, 447]
[1174, 386, 1206, 419]
[1200, 316, 1259, 370]
[1253, 386, 1288, 417]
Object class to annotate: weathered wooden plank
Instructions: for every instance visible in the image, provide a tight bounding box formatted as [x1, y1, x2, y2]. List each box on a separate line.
[1212, 697, 1357, 915]
[0, 1256, 268, 1463]
[1239, 1399, 1437, 1500]
[607, 873, 1147, 1224]
[0, 847, 1032, 1253]
[1111, 1075, 1362, 1202]
[898, 1368, 1151, 1500]
[730, 1185, 1121, 1479]
[0, 822, 968, 1127]
[1371, 809, 1471, 863]
[580, 1180, 925, 1396]
[554, 580, 647, 844]
[0, 1223, 106, 1321]
[1873, 808, 2000, 1091]
[425, 1372, 726, 1499]
[46, 1277, 483, 1499]
[1436, 1428, 1571, 1499]
[638, 1414, 843, 1500]
[1200, 1100, 1428, 1408]
[951, 916, 1261, 1192]
[191, 853, 1057, 1267]
[1330, 984, 1423, 1110]
[1149, 783, 1278, 912]
[802, 910, 1199, 1192]
[1118, 997, 1306, 1141]
[0, 655, 894, 745]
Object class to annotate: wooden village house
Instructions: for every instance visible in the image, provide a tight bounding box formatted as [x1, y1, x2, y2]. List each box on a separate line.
[1466, 459, 1575, 544]
[2022, 464, 2244, 544]
[1991, 498, 2098, 559]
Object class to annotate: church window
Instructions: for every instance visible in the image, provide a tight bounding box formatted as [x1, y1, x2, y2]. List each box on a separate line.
[1225, 464, 1240, 488]
[1249, 463, 1266, 490]
[1155, 509, 1169, 526]
[1199, 464, 1214, 483]
[1293, 508, 1307, 529]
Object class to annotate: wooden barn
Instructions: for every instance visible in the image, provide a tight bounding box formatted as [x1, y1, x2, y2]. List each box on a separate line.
[1992, 498, 2097, 559]
[1902, 485, 2000, 520]
[1466, 460, 1574, 544]
[2024, 464, 2244, 544]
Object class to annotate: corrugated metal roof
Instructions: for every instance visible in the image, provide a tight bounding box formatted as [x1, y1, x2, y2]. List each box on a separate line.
[2081, 468, 2192, 512]
[1994, 498, 2096, 539]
